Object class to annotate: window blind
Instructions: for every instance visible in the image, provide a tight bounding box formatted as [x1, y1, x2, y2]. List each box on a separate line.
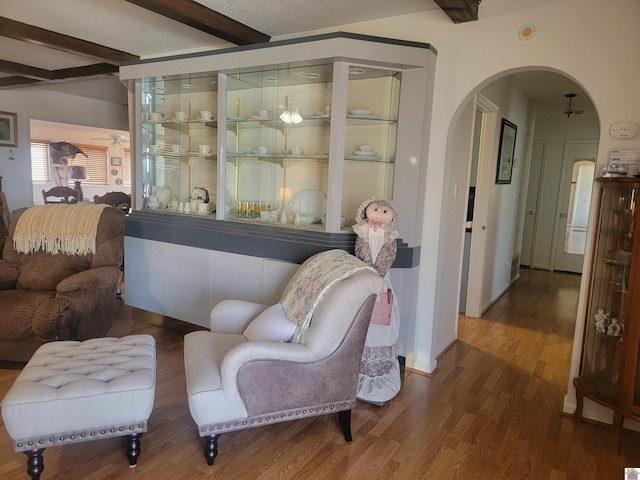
[31, 141, 50, 182]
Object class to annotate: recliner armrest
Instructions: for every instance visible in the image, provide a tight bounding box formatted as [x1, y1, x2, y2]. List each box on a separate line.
[209, 299, 269, 333]
[56, 265, 121, 292]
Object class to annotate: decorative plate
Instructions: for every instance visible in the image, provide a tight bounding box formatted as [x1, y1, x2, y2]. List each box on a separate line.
[289, 189, 327, 218]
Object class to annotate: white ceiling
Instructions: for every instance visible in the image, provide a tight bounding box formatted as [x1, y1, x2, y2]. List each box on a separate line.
[0, 0, 591, 113]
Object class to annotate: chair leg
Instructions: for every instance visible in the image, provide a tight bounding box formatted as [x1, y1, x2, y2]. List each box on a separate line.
[338, 410, 353, 442]
[126, 433, 143, 467]
[204, 434, 220, 466]
[23, 449, 45, 480]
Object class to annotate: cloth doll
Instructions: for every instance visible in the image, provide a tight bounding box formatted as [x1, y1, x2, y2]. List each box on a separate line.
[353, 197, 402, 405]
[353, 198, 399, 278]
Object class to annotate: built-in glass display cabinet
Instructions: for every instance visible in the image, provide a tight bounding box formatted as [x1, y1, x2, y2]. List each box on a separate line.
[573, 177, 640, 448]
[120, 33, 435, 328]
[123, 33, 426, 233]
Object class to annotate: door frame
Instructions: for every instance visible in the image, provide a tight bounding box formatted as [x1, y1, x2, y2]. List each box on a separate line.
[465, 94, 499, 317]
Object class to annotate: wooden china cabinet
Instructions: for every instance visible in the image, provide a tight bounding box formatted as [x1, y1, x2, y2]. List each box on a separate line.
[573, 177, 640, 449]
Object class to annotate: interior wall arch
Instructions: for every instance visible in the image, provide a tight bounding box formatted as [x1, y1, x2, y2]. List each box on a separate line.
[421, 65, 601, 371]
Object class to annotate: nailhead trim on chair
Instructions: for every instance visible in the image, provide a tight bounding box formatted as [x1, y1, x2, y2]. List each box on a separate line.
[198, 400, 356, 436]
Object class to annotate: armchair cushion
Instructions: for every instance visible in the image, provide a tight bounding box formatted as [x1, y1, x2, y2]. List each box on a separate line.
[242, 303, 295, 342]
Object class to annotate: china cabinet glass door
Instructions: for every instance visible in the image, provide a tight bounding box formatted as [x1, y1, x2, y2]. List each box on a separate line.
[222, 63, 334, 225]
[140, 74, 218, 211]
[580, 182, 639, 404]
[342, 66, 400, 221]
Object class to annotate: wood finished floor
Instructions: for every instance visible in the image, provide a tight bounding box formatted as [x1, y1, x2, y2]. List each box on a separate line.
[1, 268, 640, 479]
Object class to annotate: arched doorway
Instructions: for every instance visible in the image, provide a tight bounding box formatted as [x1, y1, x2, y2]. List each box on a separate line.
[456, 69, 600, 317]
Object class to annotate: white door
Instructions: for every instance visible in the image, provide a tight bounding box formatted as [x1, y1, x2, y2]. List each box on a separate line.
[553, 140, 598, 273]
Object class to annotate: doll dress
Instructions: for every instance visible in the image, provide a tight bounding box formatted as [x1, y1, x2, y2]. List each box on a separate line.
[356, 225, 402, 404]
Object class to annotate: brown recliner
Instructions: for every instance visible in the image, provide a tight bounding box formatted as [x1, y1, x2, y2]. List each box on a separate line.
[0, 206, 125, 361]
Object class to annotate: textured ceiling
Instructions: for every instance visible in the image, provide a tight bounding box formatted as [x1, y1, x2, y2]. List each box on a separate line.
[0, 0, 589, 113]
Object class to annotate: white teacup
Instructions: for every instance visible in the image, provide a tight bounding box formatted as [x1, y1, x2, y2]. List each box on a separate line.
[257, 146, 269, 155]
[291, 146, 304, 155]
[168, 199, 178, 210]
[175, 111, 187, 121]
[197, 203, 209, 214]
[359, 145, 372, 152]
[190, 199, 203, 211]
[198, 145, 211, 154]
[148, 145, 158, 154]
[259, 109, 271, 118]
[149, 112, 163, 122]
[199, 111, 213, 121]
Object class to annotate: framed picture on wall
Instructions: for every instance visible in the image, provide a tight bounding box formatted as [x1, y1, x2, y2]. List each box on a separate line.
[495, 118, 517, 184]
[0, 111, 18, 147]
[110, 156, 122, 166]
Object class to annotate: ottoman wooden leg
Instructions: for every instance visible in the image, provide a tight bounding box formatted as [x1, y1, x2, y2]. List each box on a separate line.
[23, 449, 45, 480]
[126, 433, 143, 467]
[204, 434, 220, 466]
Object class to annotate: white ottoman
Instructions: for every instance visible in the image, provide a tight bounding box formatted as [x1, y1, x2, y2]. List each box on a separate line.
[1, 335, 156, 480]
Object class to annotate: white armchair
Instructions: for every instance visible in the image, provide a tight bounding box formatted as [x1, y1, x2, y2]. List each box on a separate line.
[183, 250, 383, 466]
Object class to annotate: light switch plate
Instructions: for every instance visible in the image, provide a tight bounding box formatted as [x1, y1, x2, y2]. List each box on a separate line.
[610, 122, 639, 139]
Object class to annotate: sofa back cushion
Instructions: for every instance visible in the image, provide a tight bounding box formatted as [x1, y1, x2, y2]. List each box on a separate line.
[17, 252, 91, 290]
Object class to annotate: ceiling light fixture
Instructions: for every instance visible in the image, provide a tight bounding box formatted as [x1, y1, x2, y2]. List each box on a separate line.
[564, 93, 584, 117]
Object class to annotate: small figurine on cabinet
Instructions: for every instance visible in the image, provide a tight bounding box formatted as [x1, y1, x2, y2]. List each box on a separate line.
[594, 307, 609, 333]
[607, 317, 622, 338]
[353, 197, 401, 405]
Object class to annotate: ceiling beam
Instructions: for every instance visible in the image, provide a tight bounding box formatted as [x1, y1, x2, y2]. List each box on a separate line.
[0, 63, 119, 89]
[125, 0, 270, 46]
[0, 17, 139, 65]
[434, 0, 480, 23]
[0, 59, 52, 80]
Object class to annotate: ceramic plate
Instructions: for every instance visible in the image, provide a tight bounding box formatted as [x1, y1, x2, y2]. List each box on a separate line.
[156, 185, 172, 205]
[349, 109, 374, 115]
[352, 151, 377, 156]
[289, 189, 327, 218]
[347, 114, 382, 120]
[345, 155, 383, 161]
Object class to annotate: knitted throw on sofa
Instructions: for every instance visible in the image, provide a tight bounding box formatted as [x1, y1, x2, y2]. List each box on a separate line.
[13, 204, 109, 255]
[281, 249, 374, 343]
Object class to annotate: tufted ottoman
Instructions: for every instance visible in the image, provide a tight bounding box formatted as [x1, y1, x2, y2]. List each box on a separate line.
[1, 335, 156, 480]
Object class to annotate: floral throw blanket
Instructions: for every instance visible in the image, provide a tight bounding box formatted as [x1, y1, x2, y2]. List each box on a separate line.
[281, 249, 374, 343]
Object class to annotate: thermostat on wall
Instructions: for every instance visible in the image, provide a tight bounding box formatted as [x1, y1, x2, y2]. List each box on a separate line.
[610, 122, 639, 139]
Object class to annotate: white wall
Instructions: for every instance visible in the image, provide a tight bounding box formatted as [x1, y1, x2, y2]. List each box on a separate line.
[0, 86, 128, 212]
